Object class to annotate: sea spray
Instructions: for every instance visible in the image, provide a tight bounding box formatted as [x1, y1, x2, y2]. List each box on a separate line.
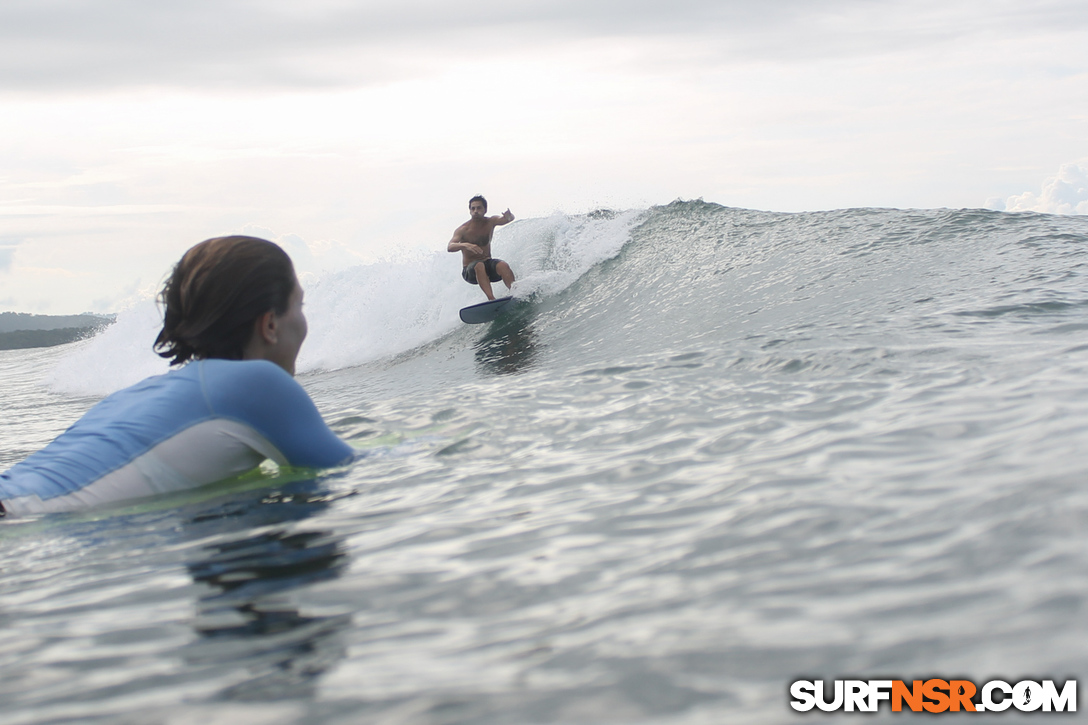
[47, 209, 646, 391]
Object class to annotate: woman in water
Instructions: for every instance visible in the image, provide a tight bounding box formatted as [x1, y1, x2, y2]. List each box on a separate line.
[0, 236, 355, 516]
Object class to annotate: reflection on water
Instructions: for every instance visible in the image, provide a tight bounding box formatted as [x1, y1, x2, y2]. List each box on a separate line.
[474, 305, 539, 375]
[182, 481, 351, 701]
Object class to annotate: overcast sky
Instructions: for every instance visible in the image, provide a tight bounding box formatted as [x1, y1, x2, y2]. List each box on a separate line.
[2, 0, 1087, 313]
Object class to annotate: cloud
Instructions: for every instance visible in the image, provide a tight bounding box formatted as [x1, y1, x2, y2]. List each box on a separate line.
[238, 224, 367, 278]
[0, 239, 17, 272]
[2, 0, 1086, 91]
[990, 163, 1088, 215]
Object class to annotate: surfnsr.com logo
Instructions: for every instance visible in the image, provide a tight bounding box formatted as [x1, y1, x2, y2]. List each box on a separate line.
[789, 679, 1076, 713]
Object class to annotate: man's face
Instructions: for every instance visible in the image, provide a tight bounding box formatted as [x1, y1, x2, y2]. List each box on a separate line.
[469, 201, 486, 218]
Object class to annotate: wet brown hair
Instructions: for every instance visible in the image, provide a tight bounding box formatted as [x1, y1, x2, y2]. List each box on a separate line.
[154, 236, 297, 366]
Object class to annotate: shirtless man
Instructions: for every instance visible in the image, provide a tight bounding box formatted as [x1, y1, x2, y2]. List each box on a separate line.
[448, 195, 515, 300]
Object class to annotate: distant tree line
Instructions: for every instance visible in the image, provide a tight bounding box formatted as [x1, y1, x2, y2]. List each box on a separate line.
[0, 313, 115, 350]
[0, 327, 111, 350]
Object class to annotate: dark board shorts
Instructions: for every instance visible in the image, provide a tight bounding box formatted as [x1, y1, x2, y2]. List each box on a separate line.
[462, 258, 505, 285]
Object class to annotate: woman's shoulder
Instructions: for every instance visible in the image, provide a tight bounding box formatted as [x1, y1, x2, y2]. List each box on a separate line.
[195, 359, 310, 412]
[198, 358, 292, 382]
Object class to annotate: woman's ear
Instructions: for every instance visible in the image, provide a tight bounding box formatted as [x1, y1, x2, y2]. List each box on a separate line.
[254, 309, 279, 345]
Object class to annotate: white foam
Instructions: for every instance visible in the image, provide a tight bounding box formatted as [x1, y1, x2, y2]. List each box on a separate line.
[498, 209, 646, 298]
[298, 209, 645, 372]
[47, 210, 644, 392]
[47, 296, 168, 396]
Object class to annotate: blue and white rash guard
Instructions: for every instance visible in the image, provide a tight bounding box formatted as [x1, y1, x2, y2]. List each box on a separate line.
[0, 359, 355, 516]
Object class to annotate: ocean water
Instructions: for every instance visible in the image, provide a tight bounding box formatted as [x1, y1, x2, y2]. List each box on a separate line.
[1, 200, 1087, 723]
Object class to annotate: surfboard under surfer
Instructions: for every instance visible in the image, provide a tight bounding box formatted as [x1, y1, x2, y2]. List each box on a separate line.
[448, 195, 515, 300]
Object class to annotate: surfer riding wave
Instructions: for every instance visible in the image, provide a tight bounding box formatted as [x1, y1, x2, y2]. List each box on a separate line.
[448, 195, 515, 300]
